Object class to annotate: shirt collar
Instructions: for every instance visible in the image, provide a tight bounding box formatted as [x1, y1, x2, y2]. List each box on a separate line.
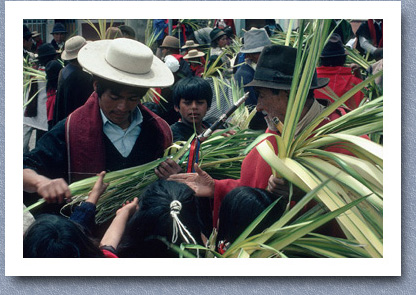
[100, 106, 143, 130]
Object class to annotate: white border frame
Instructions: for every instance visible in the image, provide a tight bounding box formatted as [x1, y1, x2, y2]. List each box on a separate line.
[6, 1, 401, 276]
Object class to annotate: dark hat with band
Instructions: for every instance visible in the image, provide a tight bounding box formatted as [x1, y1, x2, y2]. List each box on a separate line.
[37, 43, 58, 58]
[51, 23, 67, 34]
[246, 44, 329, 90]
[210, 28, 226, 42]
[321, 33, 346, 58]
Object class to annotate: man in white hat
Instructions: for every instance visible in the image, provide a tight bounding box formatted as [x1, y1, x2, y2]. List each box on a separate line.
[24, 38, 174, 205]
[52, 35, 94, 127]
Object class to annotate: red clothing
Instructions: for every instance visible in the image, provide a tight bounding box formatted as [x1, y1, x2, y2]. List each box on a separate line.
[46, 88, 57, 122]
[101, 249, 118, 258]
[367, 20, 383, 48]
[314, 66, 365, 110]
[190, 63, 204, 77]
[212, 108, 354, 227]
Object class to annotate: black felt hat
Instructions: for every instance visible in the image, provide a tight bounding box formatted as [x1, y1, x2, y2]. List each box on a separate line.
[321, 33, 346, 58]
[37, 43, 58, 58]
[246, 44, 329, 90]
[51, 23, 67, 34]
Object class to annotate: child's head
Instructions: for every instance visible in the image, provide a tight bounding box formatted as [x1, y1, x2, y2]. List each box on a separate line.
[117, 180, 203, 258]
[217, 187, 285, 246]
[172, 77, 212, 125]
[23, 214, 104, 258]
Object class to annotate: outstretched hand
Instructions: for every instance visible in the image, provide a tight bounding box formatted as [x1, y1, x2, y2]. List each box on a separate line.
[86, 171, 109, 205]
[116, 197, 139, 217]
[167, 164, 215, 198]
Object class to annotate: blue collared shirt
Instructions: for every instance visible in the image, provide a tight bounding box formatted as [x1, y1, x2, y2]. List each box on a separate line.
[100, 107, 143, 157]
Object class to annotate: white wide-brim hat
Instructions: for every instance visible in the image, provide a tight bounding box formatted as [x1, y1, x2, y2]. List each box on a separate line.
[78, 38, 174, 88]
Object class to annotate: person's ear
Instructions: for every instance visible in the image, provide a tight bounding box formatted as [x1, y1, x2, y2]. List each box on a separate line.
[93, 81, 98, 92]
[174, 105, 180, 113]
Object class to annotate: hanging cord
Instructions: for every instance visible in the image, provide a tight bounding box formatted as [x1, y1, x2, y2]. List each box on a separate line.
[170, 200, 199, 257]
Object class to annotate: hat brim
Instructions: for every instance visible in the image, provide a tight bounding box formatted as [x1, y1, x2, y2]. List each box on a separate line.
[245, 77, 330, 90]
[61, 51, 78, 61]
[78, 40, 174, 88]
[184, 52, 205, 59]
[182, 45, 200, 49]
[240, 45, 265, 54]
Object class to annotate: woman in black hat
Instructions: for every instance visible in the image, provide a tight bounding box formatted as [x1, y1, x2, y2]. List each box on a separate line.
[314, 33, 365, 110]
[209, 28, 231, 71]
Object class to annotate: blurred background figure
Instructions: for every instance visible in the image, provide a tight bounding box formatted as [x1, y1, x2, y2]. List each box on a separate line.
[50, 22, 67, 51]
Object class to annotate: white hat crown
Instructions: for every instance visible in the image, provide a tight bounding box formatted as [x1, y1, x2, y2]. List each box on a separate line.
[105, 38, 153, 74]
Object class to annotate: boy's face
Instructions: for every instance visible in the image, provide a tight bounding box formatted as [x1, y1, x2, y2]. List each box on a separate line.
[175, 98, 208, 126]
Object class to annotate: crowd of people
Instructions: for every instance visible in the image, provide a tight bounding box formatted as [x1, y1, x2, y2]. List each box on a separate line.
[22, 19, 383, 258]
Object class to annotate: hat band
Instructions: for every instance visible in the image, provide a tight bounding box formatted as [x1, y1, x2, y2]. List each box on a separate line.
[255, 67, 293, 84]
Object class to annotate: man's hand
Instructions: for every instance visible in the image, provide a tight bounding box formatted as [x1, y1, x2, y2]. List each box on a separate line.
[350, 63, 363, 79]
[36, 177, 72, 204]
[266, 175, 303, 201]
[155, 158, 182, 179]
[168, 164, 215, 197]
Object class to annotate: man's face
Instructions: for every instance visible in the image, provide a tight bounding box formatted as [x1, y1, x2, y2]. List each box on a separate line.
[161, 48, 169, 58]
[96, 83, 148, 129]
[52, 33, 66, 44]
[174, 98, 208, 126]
[255, 87, 288, 123]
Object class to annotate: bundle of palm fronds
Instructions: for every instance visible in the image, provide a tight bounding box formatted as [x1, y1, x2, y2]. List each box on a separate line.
[25, 128, 262, 224]
[80, 129, 261, 224]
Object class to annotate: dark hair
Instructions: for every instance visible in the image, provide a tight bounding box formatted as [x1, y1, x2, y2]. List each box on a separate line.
[117, 180, 203, 258]
[172, 76, 213, 108]
[320, 55, 347, 67]
[93, 75, 148, 98]
[45, 60, 63, 90]
[217, 187, 285, 244]
[23, 214, 104, 258]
